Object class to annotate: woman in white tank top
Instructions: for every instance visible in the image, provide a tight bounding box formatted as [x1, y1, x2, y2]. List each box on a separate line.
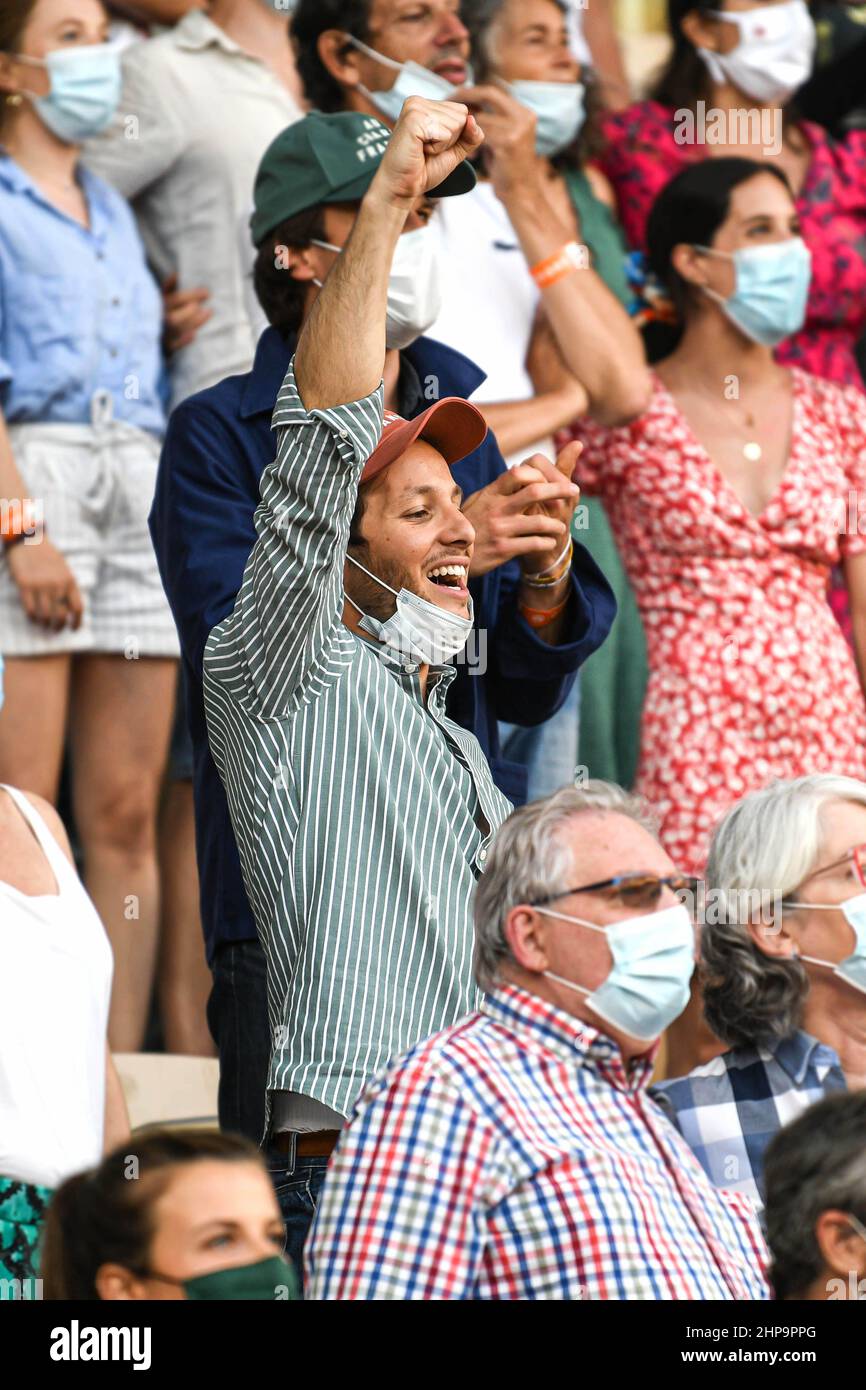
[0, 783, 128, 1293]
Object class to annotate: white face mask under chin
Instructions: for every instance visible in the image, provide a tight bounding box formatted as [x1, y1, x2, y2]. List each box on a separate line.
[345, 34, 472, 122]
[310, 225, 444, 350]
[345, 553, 473, 666]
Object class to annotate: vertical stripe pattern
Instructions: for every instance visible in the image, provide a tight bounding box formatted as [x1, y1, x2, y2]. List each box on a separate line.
[203, 361, 511, 1117]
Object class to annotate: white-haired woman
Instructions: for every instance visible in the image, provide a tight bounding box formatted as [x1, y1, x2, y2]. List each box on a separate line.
[654, 774, 866, 1208]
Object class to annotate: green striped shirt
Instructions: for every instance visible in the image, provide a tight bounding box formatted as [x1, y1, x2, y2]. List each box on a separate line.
[203, 360, 511, 1118]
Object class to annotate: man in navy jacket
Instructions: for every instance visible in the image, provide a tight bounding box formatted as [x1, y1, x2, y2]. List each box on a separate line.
[149, 113, 615, 1143]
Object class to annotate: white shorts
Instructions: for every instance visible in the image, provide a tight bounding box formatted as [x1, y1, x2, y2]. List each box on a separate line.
[0, 419, 179, 658]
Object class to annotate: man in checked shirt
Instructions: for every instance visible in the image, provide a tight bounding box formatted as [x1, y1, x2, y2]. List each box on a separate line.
[307, 783, 770, 1300]
[203, 95, 592, 1272]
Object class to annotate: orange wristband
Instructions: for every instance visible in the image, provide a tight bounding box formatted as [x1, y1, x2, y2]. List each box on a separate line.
[529, 241, 587, 289]
[520, 596, 569, 629]
[0, 498, 40, 546]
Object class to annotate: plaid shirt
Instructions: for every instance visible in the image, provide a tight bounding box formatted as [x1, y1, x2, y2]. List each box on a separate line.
[652, 1031, 847, 1208]
[306, 984, 769, 1300]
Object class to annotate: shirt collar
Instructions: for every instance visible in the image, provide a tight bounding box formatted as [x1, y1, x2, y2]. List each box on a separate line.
[174, 9, 245, 55]
[246, 329, 427, 424]
[773, 1029, 842, 1084]
[0, 155, 111, 238]
[481, 983, 659, 1094]
[362, 634, 457, 695]
[243, 327, 295, 420]
[403, 334, 488, 400]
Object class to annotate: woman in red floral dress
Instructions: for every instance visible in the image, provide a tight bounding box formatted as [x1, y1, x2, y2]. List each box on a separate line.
[571, 158, 866, 878]
[598, 0, 866, 395]
[596, 0, 866, 648]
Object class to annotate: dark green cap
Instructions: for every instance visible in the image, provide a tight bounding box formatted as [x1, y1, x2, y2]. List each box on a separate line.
[250, 110, 476, 247]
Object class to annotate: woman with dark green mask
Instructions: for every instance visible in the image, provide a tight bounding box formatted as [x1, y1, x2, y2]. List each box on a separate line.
[40, 1130, 299, 1301]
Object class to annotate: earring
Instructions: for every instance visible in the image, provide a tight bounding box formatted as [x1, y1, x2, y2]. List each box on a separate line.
[5, 93, 23, 107]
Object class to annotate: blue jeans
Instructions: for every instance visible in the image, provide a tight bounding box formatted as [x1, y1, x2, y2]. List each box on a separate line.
[265, 1151, 330, 1288]
[499, 678, 581, 802]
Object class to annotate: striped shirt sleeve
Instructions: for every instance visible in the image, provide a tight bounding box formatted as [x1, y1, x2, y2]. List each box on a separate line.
[306, 1062, 503, 1300]
[206, 358, 384, 715]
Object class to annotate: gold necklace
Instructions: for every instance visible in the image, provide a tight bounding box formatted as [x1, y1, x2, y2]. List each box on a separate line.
[691, 377, 763, 462]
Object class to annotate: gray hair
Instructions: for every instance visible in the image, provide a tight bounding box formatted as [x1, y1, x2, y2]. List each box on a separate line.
[702, 774, 866, 1048]
[461, 0, 568, 81]
[764, 1092, 866, 1298]
[472, 781, 658, 990]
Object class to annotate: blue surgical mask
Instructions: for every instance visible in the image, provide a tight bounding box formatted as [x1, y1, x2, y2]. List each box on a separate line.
[694, 238, 812, 347]
[787, 891, 866, 996]
[536, 901, 695, 1042]
[16, 44, 121, 143]
[346, 35, 472, 123]
[345, 553, 473, 666]
[508, 80, 585, 157]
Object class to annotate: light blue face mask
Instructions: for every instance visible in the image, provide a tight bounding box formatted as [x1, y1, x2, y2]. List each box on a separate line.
[16, 43, 121, 143]
[783, 891, 866, 996]
[508, 79, 585, 157]
[345, 553, 473, 666]
[536, 901, 695, 1042]
[345, 35, 472, 123]
[694, 237, 812, 347]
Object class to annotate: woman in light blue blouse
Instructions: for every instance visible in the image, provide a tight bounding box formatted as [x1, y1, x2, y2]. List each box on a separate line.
[0, 0, 179, 1049]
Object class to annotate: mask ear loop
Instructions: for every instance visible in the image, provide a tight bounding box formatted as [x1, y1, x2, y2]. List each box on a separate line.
[534, 905, 605, 934]
[782, 896, 863, 970]
[346, 552, 400, 598]
[342, 33, 402, 72]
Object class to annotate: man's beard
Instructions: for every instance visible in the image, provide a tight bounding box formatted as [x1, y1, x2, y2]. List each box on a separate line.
[345, 547, 418, 624]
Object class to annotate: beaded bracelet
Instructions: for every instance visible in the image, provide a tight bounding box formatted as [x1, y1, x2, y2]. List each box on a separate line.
[521, 540, 573, 589]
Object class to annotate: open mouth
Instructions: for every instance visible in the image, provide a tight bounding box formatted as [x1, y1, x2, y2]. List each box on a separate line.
[426, 563, 468, 596]
[433, 58, 468, 85]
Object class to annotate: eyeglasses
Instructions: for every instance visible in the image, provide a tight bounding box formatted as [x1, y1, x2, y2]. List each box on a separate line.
[798, 843, 866, 890]
[530, 873, 700, 912]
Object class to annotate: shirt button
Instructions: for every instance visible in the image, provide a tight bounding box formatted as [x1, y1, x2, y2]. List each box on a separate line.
[338, 428, 348, 439]
[478, 848, 487, 863]
[112, 296, 120, 307]
[402, 663, 416, 674]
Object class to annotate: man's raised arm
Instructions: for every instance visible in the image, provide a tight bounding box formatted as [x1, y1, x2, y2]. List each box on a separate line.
[203, 100, 483, 716]
[294, 97, 483, 411]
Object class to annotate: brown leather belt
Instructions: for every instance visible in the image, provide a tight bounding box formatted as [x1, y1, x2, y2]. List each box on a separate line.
[272, 1128, 341, 1159]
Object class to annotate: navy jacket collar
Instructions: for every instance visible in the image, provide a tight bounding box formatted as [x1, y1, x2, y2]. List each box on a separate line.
[239, 326, 488, 422]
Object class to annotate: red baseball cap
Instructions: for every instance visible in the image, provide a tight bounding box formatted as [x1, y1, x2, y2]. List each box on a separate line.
[360, 397, 488, 484]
